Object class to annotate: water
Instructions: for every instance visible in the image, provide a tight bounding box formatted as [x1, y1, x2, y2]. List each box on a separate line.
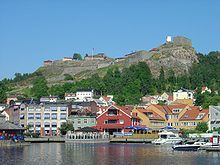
[0, 143, 220, 165]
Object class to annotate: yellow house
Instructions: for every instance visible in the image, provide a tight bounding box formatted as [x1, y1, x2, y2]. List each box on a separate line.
[142, 104, 209, 130]
[133, 107, 166, 129]
[179, 107, 209, 130]
[171, 99, 194, 106]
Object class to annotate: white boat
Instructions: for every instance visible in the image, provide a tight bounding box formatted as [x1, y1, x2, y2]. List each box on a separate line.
[173, 141, 212, 151]
[152, 131, 182, 145]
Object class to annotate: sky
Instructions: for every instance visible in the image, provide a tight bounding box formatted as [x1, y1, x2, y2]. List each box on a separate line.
[0, 0, 220, 80]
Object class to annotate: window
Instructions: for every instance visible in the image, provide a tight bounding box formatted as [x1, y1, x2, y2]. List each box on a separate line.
[28, 113, 34, 119]
[196, 113, 205, 119]
[35, 122, 41, 128]
[51, 113, 57, 120]
[44, 122, 50, 127]
[60, 113, 66, 120]
[60, 107, 67, 111]
[78, 119, 81, 124]
[119, 120, 124, 124]
[50, 107, 57, 111]
[45, 108, 50, 111]
[51, 122, 57, 128]
[108, 120, 117, 124]
[35, 113, 41, 119]
[20, 114, 25, 119]
[44, 113, 50, 119]
[172, 109, 182, 113]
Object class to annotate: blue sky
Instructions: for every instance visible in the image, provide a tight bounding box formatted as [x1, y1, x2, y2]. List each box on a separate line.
[0, 0, 220, 80]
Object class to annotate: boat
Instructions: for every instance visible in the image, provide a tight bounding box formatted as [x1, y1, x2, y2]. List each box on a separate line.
[152, 131, 182, 145]
[172, 141, 212, 151]
[172, 143, 201, 151]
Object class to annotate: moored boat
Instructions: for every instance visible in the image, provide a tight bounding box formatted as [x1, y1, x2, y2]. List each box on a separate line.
[152, 131, 182, 145]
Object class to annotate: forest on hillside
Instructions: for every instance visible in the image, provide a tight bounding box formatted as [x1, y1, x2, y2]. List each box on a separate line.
[0, 51, 220, 107]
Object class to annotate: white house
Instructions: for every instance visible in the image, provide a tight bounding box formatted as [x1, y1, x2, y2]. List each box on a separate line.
[98, 95, 114, 106]
[173, 88, 193, 101]
[75, 90, 94, 101]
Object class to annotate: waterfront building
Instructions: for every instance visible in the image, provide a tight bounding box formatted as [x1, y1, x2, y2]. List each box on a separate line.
[95, 105, 140, 134]
[68, 115, 96, 131]
[19, 103, 69, 136]
[209, 106, 220, 130]
[179, 107, 208, 129]
[139, 104, 209, 130]
[133, 107, 166, 129]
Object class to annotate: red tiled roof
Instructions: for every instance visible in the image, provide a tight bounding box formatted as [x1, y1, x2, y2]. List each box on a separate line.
[101, 96, 111, 102]
[163, 104, 188, 114]
[179, 107, 209, 121]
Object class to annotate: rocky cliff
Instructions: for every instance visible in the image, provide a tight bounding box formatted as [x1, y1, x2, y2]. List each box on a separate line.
[14, 36, 198, 88]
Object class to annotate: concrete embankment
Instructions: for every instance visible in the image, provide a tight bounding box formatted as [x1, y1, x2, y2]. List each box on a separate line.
[24, 137, 65, 143]
[110, 138, 153, 143]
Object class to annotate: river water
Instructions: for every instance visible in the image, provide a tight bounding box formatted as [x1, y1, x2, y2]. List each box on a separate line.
[0, 143, 220, 165]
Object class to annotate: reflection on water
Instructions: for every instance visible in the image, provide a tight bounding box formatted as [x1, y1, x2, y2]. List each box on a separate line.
[0, 143, 220, 165]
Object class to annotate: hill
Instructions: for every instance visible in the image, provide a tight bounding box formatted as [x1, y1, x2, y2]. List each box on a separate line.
[7, 36, 199, 95]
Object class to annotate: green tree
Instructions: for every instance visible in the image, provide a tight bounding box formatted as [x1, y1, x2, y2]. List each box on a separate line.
[0, 82, 7, 103]
[31, 76, 49, 99]
[195, 122, 208, 133]
[59, 122, 74, 135]
[48, 84, 65, 99]
[73, 53, 82, 60]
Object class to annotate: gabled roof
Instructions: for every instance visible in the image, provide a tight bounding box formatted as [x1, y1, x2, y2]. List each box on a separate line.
[136, 108, 165, 121]
[163, 104, 188, 114]
[97, 105, 133, 119]
[100, 96, 112, 102]
[179, 107, 209, 121]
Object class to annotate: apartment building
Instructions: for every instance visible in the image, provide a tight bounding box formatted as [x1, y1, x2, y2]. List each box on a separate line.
[19, 103, 69, 136]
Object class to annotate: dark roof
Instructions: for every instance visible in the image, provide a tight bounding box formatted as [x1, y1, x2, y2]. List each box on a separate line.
[0, 121, 25, 130]
[77, 127, 98, 132]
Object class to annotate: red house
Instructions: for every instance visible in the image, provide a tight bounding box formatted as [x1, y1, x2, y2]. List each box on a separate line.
[95, 105, 140, 134]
